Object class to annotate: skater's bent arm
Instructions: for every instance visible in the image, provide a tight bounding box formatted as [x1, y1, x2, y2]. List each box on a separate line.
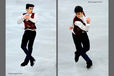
[29, 13, 38, 23]
[17, 15, 25, 24]
[85, 23, 90, 31]
[75, 21, 90, 31]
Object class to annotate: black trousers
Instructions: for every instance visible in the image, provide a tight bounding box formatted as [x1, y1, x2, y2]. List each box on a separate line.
[21, 30, 36, 62]
[72, 32, 91, 62]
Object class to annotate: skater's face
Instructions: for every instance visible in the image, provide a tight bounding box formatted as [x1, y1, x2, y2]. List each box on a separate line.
[76, 12, 83, 18]
[26, 7, 34, 13]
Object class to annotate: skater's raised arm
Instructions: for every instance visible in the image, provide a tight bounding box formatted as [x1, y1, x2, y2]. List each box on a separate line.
[28, 13, 38, 23]
[75, 21, 90, 32]
[17, 14, 25, 24]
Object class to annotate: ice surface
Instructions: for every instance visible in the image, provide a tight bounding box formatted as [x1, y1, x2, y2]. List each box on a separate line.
[58, 0, 108, 76]
[6, 0, 56, 76]
[6, 0, 109, 76]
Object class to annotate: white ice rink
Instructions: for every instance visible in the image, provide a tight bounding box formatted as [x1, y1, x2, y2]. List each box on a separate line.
[58, 0, 108, 76]
[6, 0, 108, 76]
[6, 0, 56, 76]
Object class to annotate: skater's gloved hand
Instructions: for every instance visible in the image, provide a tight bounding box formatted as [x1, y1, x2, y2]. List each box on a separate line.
[69, 26, 73, 30]
[86, 17, 91, 24]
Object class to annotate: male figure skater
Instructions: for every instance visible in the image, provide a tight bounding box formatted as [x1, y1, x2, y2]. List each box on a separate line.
[69, 6, 92, 69]
[17, 4, 38, 67]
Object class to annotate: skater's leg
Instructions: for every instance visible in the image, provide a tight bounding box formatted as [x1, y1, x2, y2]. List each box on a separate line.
[81, 51, 92, 68]
[81, 32, 90, 53]
[80, 32, 92, 68]
[21, 31, 30, 66]
[77, 49, 92, 68]
[28, 31, 36, 66]
[28, 31, 36, 57]
[79, 50, 91, 62]
[72, 33, 82, 62]
[21, 31, 29, 55]
[72, 33, 92, 68]
[72, 33, 91, 62]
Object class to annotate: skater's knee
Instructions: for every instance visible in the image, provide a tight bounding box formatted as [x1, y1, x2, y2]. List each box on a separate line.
[87, 46, 90, 51]
[84, 45, 90, 51]
[28, 43, 33, 48]
[88, 45, 90, 50]
[85, 47, 90, 52]
[21, 45, 26, 49]
[28, 46, 33, 50]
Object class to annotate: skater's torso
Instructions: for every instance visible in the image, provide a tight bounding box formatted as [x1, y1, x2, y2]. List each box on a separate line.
[73, 16, 86, 35]
[23, 13, 36, 31]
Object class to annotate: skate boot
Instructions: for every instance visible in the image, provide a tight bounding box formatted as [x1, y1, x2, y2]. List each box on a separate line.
[74, 52, 80, 62]
[30, 57, 35, 66]
[21, 61, 29, 67]
[86, 61, 93, 69]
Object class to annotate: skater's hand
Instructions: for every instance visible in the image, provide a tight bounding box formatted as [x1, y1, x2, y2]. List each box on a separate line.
[86, 17, 91, 24]
[24, 15, 30, 19]
[69, 26, 73, 30]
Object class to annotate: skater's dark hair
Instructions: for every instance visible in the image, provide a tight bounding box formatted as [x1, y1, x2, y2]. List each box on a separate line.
[26, 4, 34, 9]
[74, 6, 83, 13]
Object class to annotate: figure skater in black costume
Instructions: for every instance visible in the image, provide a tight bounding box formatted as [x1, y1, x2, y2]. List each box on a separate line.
[17, 4, 38, 67]
[69, 6, 93, 69]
